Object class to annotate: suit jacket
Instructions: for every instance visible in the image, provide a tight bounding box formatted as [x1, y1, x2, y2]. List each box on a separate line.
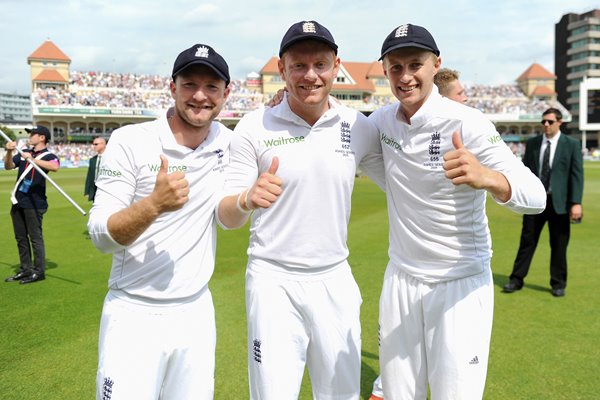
[522, 133, 584, 214]
[85, 155, 99, 201]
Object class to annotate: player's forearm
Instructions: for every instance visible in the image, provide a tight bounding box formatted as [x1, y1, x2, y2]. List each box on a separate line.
[218, 193, 251, 229]
[483, 169, 511, 203]
[107, 196, 162, 246]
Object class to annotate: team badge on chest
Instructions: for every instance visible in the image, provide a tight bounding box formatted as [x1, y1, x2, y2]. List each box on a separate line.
[423, 131, 444, 169]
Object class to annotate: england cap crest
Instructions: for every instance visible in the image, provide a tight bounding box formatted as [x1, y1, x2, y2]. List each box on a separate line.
[279, 20, 338, 57]
[172, 43, 230, 86]
[379, 24, 440, 60]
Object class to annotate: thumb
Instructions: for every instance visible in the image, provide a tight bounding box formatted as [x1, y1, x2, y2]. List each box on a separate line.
[159, 155, 169, 175]
[452, 131, 464, 150]
[268, 156, 279, 175]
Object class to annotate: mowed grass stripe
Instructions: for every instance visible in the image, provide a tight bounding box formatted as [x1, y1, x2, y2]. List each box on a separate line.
[0, 163, 598, 399]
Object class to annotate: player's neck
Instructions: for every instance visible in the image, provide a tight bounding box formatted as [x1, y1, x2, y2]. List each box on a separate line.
[287, 98, 330, 127]
[169, 114, 210, 150]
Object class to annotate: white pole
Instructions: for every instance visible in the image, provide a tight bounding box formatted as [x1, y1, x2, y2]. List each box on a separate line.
[1, 130, 87, 216]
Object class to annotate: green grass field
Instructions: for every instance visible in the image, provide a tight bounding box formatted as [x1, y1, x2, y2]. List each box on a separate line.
[1, 163, 598, 399]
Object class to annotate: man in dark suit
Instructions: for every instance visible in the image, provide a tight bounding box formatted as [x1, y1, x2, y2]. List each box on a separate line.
[84, 136, 106, 201]
[504, 108, 584, 297]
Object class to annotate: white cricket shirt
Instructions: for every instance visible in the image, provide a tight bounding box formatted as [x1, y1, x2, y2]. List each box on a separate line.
[221, 95, 385, 270]
[369, 88, 546, 282]
[88, 113, 232, 301]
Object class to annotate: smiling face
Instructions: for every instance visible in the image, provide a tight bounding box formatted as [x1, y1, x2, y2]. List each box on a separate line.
[170, 65, 230, 132]
[278, 40, 340, 123]
[383, 48, 441, 119]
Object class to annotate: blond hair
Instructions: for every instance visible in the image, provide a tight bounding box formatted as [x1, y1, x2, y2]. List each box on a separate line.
[434, 68, 460, 97]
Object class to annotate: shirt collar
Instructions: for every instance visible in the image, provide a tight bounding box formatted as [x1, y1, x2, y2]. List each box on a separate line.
[544, 131, 561, 145]
[272, 92, 340, 127]
[157, 110, 226, 154]
[395, 86, 441, 128]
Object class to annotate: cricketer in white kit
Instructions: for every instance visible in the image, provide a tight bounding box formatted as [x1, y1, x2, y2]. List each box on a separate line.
[371, 24, 546, 400]
[218, 20, 385, 400]
[88, 43, 232, 400]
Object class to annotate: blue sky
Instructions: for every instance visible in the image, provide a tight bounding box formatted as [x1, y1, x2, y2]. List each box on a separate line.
[0, 0, 597, 94]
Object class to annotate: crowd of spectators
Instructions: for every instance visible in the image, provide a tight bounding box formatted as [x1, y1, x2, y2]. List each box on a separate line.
[70, 71, 170, 90]
[31, 70, 560, 119]
[32, 72, 266, 113]
[19, 142, 96, 167]
[33, 87, 173, 110]
[463, 84, 555, 115]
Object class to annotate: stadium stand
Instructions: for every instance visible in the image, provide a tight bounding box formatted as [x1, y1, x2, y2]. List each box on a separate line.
[27, 40, 586, 154]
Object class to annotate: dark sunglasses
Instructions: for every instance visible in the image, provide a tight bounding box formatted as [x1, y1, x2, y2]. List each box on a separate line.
[541, 119, 557, 126]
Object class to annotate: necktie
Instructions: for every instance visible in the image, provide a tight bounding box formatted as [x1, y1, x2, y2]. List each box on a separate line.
[94, 155, 102, 182]
[540, 140, 551, 191]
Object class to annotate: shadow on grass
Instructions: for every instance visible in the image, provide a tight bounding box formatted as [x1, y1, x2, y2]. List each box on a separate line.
[3, 259, 58, 272]
[492, 272, 551, 294]
[2, 259, 82, 285]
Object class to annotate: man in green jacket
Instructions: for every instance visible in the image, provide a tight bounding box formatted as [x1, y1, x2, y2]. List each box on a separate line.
[84, 136, 106, 201]
[504, 107, 584, 297]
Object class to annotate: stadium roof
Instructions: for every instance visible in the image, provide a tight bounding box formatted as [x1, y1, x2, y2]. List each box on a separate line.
[260, 57, 279, 74]
[28, 40, 71, 63]
[336, 61, 383, 92]
[32, 69, 68, 83]
[530, 85, 555, 96]
[516, 63, 555, 81]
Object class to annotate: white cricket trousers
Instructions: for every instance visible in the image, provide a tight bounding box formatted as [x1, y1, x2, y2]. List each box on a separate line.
[96, 288, 216, 400]
[379, 263, 494, 400]
[246, 261, 362, 400]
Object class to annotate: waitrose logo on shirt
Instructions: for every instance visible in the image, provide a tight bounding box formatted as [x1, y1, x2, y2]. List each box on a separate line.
[147, 163, 188, 173]
[381, 132, 401, 151]
[264, 136, 305, 148]
[97, 166, 122, 177]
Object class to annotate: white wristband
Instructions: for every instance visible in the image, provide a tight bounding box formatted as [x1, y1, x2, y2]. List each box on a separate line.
[245, 189, 254, 211]
[236, 190, 252, 214]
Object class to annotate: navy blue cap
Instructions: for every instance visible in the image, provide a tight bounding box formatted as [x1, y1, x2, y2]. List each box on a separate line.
[172, 44, 230, 86]
[25, 126, 51, 141]
[279, 20, 338, 57]
[380, 24, 440, 60]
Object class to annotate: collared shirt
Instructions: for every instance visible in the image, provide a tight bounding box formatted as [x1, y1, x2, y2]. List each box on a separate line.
[220, 94, 384, 271]
[87, 111, 232, 302]
[369, 87, 546, 282]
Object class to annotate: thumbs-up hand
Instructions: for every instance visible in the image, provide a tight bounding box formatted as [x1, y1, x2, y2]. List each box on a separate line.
[443, 131, 490, 189]
[245, 157, 283, 210]
[150, 155, 190, 212]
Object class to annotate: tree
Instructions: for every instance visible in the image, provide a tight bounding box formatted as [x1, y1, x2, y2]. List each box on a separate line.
[0, 125, 16, 147]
